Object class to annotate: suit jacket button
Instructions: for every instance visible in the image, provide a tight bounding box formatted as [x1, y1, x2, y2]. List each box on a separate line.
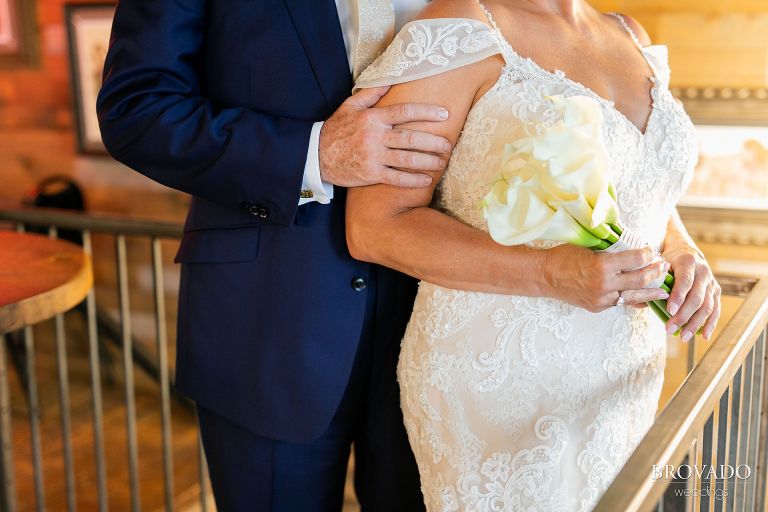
[351, 276, 367, 292]
[244, 203, 270, 219]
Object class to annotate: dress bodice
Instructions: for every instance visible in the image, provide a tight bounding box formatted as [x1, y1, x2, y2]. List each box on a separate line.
[355, 16, 699, 250]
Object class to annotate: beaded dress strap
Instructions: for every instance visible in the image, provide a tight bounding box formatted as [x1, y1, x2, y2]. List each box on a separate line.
[608, 12, 644, 50]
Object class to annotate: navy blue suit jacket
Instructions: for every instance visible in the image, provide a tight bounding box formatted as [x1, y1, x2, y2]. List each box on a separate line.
[97, 0, 417, 443]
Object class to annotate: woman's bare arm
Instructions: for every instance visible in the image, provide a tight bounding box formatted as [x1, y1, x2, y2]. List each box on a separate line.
[346, 55, 668, 310]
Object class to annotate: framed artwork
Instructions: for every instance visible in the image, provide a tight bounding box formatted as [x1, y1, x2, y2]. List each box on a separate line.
[65, 3, 115, 154]
[675, 88, 768, 246]
[675, 88, 768, 209]
[0, 0, 38, 67]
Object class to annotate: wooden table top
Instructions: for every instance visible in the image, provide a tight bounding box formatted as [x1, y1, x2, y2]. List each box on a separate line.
[0, 232, 93, 334]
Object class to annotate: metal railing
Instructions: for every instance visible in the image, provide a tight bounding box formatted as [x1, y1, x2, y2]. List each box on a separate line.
[0, 204, 212, 512]
[596, 276, 768, 511]
[2, 204, 768, 511]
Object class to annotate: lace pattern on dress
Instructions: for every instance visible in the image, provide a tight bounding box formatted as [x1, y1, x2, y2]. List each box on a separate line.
[355, 9, 698, 511]
[354, 18, 502, 92]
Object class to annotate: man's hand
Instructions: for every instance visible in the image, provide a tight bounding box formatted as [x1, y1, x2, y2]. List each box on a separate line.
[319, 86, 453, 188]
[542, 244, 671, 313]
[662, 244, 721, 341]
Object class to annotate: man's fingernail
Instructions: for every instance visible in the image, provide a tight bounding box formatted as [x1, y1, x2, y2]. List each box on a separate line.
[666, 323, 678, 336]
[668, 302, 679, 315]
[663, 262, 671, 272]
[424, 175, 433, 184]
[438, 109, 449, 120]
[657, 292, 669, 299]
[681, 331, 693, 343]
[705, 328, 714, 339]
[443, 142, 452, 152]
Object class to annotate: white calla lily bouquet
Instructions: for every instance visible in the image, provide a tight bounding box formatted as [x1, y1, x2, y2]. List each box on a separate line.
[482, 94, 677, 325]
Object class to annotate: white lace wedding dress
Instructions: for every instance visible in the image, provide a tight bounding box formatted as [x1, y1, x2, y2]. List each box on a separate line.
[355, 6, 698, 511]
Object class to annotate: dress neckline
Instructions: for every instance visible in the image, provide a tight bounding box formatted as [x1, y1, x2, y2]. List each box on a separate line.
[471, 1, 662, 138]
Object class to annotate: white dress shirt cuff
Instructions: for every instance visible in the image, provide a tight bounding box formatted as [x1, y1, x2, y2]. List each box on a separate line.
[299, 122, 334, 205]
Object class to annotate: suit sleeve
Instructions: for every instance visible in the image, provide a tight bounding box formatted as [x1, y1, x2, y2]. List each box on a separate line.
[96, 0, 312, 226]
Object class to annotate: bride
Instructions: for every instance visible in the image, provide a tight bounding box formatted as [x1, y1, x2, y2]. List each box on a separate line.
[346, 0, 720, 510]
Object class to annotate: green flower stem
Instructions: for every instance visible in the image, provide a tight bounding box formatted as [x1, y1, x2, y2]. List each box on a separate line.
[595, 240, 611, 250]
[608, 223, 623, 236]
[664, 272, 675, 289]
[604, 231, 620, 244]
[648, 300, 671, 323]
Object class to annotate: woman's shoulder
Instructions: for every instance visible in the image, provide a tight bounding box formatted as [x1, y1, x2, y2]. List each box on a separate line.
[604, 12, 653, 47]
[354, 1, 502, 91]
[415, 0, 487, 21]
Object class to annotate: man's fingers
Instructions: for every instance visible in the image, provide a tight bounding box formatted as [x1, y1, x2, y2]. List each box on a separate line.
[384, 149, 446, 172]
[385, 129, 452, 154]
[377, 168, 433, 188]
[379, 102, 449, 125]
[605, 247, 657, 273]
[348, 86, 391, 109]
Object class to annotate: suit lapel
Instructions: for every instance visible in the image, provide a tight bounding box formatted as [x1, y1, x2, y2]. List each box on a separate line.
[282, 0, 353, 110]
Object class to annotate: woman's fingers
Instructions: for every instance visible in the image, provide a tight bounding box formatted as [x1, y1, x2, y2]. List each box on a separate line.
[666, 268, 709, 336]
[603, 247, 657, 273]
[666, 252, 697, 315]
[613, 260, 669, 291]
[702, 286, 722, 340]
[678, 282, 716, 342]
[619, 287, 670, 307]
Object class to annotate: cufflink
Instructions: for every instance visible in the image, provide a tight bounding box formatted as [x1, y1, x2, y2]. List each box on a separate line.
[300, 189, 314, 199]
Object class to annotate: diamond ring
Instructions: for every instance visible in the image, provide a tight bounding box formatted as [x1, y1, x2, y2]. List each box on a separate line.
[616, 295, 626, 307]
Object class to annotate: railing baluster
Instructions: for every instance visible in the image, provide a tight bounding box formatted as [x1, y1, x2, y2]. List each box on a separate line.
[116, 234, 141, 512]
[700, 412, 715, 512]
[714, 387, 729, 509]
[735, 345, 755, 509]
[753, 330, 768, 512]
[25, 326, 45, 512]
[151, 238, 175, 511]
[82, 230, 109, 512]
[49, 226, 77, 512]
[725, 366, 742, 512]
[0, 334, 16, 512]
[745, 327, 765, 512]
[55, 313, 77, 512]
[198, 430, 209, 512]
[693, 434, 703, 512]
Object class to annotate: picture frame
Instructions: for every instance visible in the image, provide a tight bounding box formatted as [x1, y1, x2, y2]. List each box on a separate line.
[673, 88, 768, 247]
[674, 87, 768, 127]
[0, 0, 39, 67]
[65, 3, 116, 154]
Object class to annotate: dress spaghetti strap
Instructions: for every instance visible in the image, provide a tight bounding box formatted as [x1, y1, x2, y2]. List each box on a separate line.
[607, 12, 645, 50]
[474, 0, 502, 33]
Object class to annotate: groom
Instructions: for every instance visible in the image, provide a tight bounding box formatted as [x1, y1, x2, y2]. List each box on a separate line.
[97, 0, 442, 510]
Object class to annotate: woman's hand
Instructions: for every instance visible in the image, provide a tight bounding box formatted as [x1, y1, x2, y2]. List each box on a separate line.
[542, 244, 671, 313]
[662, 243, 721, 341]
